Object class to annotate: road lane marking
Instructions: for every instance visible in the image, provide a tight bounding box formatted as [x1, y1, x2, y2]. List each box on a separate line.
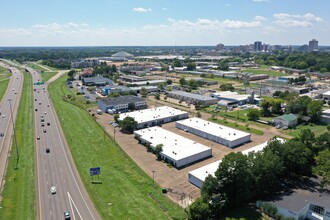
[68, 192, 83, 220]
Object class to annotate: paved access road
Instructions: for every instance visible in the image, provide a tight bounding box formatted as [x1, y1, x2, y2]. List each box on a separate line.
[0, 62, 23, 190]
[28, 67, 100, 220]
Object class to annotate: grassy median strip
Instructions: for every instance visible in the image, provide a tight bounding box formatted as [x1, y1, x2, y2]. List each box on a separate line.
[0, 71, 35, 220]
[48, 74, 187, 219]
[40, 71, 57, 82]
[0, 66, 11, 102]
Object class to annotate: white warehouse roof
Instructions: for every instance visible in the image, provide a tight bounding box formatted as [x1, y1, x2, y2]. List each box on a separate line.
[177, 118, 250, 142]
[188, 160, 222, 188]
[134, 127, 211, 162]
[119, 106, 188, 124]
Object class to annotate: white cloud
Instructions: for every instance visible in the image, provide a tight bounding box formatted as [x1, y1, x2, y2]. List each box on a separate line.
[133, 7, 152, 13]
[223, 20, 262, 28]
[162, 8, 167, 11]
[255, 16, 266, 21]
[225, 3, 231, 7]
[273, 13, 322, 27]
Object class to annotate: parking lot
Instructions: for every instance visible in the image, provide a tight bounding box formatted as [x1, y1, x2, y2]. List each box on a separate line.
[91, 103, 274, 208]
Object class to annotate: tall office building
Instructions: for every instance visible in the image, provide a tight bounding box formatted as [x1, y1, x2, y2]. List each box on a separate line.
[216, 43, 224, 51]
[254, 41, 262, 51]
[308, 39, 318, 52]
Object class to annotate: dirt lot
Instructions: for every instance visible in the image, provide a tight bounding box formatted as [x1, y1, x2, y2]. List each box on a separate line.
[91, 102, 275, 208]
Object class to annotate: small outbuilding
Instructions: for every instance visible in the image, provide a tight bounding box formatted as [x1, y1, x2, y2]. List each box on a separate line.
[274, 114, 298, 128]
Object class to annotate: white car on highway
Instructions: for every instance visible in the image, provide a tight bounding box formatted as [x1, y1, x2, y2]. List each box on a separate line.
[51, 186, 56, 194]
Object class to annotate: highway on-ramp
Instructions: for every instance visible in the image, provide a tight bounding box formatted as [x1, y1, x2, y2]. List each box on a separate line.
[28, 67, 100, 220]
[0, 62, 23, 191]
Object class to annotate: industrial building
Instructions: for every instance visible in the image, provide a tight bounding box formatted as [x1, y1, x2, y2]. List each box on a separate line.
[188, 138, 284, 188]
[166, 90, 218, 107]
[134, 127, 212, 168]
[101, 85, 132, 95]
[81, 76, 114, 86]
[321, 109, 330, 124]
[176, 118, 251, 148]
[119, 106, 189, 129]
[210, 91, 253, 107]
[97, 95, 147, 113]
[130, 86, 159, 94]
[274, 114, 298, 128]
[125, 79, 167, 86]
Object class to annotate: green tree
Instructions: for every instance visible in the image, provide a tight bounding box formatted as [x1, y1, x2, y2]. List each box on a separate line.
[219, 83, 234, 92]
[196, 111, 202, 118]
[251, 150, 284, 197]
[67, 69, 76, 80]
[215, 152, 253, 207]
[111, 64, 117, 73]
[114, 114, 120, 123]
[140, 87, 148, 97]
[179, 77, 187, 87]
[320, 68, 328, 73]
[188, 79, 198, 90]
[187, 62, 197, 71]
[271, 98, 283, 115]
[314, 149, 330, 186]
[108, 92, 120, 97]
[154, 93, 160, 100]
[154, 144, 163, 160]
[166, 79, 172, 85]
[173, 60, 182, 67]
[307, 100, 323, 122]
[260, 98, 272, 117]
[121, 116, 138, 134]
[247, 108, 260, 121]
[188, 197, 212, 220]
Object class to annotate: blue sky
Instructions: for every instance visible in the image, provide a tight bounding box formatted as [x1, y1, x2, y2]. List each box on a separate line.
[0, 0, 329, 46]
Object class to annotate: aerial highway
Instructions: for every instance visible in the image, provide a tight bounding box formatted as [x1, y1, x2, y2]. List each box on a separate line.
[28, 67, 100, 220]
[0, 62, 23, 191]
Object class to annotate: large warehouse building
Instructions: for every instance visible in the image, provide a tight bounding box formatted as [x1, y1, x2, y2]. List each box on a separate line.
[188, 138, 285, 188]
[176, 118, 251, 148]
[134, 127, 212, 168]
[119, 106, 189, 129]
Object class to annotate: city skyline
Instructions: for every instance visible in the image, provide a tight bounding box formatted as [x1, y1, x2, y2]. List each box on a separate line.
[0, 0, 329, 46]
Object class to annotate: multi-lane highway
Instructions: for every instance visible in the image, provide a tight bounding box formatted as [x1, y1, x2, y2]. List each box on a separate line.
[0, 62, 23, 190]
[28, 67, 100, 220]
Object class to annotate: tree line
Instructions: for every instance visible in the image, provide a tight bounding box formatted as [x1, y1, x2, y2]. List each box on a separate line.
[255, 51, 330, 72]
[188, 128, 330, 219]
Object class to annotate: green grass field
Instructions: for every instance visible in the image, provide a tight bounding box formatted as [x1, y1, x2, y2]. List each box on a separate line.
[244, 68, 288, 77]
[0, 71, 36, 220]
[48, 74, 187, 219]
[40, 71, 57, 82]
[0, 66, 11, 102]
[209, 117, 264, 135]
[281, 123, 328, 138]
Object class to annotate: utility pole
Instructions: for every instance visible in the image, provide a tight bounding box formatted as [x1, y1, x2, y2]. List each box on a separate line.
[8, 99, 19, 168]
[152, 170, 155, 188]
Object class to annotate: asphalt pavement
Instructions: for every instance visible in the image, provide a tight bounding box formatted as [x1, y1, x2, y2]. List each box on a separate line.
[28, 67, 101, 220]
[0, 62, 23, 191]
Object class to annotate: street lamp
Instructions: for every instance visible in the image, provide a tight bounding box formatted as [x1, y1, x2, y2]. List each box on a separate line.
[8, 99, 19, 167]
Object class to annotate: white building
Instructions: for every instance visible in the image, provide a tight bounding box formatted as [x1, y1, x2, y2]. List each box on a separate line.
[176, 118, 251, 148]
[188, 138, 284, 188]
[188, 160, 222, 188]
[134, 127, 212, 168]
[119, 106, 189, 129]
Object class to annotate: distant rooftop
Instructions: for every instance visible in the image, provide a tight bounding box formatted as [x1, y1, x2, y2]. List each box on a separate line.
[168, 90, 218, 101]
[118, 106, 188, 124]
[112, 51, 133, 58]
[99, 95, 145, 106]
